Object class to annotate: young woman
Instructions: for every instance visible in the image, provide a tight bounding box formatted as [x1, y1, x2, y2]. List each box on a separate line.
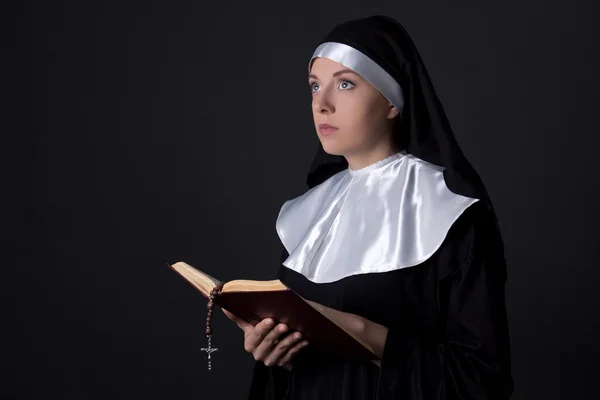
[224, 15, 514, 400]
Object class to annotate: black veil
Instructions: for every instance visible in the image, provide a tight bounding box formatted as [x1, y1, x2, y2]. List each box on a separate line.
[306, 16, 490, 206]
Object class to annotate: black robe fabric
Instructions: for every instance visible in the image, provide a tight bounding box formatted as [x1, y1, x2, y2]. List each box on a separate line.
[247, 202, 513, 399]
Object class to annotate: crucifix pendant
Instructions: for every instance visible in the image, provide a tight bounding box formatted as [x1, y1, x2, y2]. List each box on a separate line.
[201, 335, 218, 371]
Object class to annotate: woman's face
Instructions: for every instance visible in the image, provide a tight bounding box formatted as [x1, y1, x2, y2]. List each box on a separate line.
[309, 57, 399, 157]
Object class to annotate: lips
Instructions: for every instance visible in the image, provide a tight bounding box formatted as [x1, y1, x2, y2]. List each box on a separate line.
[318, 123, 338, 135]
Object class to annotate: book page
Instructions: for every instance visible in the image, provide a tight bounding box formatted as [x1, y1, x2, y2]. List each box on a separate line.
[170, 262, 219, 297]
[223, 279, 288, 293]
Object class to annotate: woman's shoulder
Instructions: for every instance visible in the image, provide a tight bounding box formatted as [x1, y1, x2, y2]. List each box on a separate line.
[402, 152, 445, 172]
[443, 201, 505, 263]
[279, 168, 350, 212]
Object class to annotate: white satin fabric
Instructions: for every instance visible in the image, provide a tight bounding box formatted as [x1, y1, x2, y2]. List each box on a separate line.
[276, 152, 479, 283]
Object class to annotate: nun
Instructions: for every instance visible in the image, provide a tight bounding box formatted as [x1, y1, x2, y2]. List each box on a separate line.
[224, 15, 514, 400]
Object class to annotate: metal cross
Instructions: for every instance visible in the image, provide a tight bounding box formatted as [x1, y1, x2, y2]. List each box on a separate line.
[201, 335, 219, 371]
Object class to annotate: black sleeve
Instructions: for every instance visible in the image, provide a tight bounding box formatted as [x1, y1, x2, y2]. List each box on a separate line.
[247, 362, 291, 400]
[376, 204, 514, 400]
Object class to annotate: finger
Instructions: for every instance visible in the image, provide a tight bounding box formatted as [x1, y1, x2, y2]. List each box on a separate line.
[252, 323, 287, 360]
[244, 318, 275, 353]
[222, 308, 236, 320]
[277, 340, 309, 367]
[222, 309, 253, 332]
[263, 331, 303, 366]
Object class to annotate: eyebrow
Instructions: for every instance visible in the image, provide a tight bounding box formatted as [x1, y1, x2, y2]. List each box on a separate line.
[309, 69, 360, 80]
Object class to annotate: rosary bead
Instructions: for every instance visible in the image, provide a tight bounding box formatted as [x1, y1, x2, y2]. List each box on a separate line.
[203, 282, 224, 370]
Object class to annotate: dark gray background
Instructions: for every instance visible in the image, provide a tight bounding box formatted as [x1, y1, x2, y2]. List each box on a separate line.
[24, 0, 599, 399]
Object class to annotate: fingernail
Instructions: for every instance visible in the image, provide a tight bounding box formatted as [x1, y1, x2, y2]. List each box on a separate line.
[302, 341, 309, 346]
[294, 333, 302, 340]
[278, 324, 287, 332]
[265, 319, 273, 327]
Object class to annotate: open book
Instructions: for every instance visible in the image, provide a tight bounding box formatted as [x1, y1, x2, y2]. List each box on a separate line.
[169, 261, 378, 360]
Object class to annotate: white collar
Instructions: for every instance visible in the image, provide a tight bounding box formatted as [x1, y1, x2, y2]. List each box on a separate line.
[276, 153, 479, 283]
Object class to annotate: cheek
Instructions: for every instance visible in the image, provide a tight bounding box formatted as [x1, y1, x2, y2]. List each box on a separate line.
[341, 96, 381, 129]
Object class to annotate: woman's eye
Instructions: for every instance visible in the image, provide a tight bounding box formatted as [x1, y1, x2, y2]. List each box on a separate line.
[338, 79, 355, 90]
[310, 82, 320, 92]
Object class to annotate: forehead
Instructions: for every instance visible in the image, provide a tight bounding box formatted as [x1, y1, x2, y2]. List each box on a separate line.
[309, 57, 360, 77]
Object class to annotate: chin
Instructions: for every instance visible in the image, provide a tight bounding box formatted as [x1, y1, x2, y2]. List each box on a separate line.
[320, 141, 346, 156]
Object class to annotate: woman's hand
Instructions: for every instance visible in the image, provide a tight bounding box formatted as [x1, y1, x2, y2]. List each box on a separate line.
[222, 309, 309, 370]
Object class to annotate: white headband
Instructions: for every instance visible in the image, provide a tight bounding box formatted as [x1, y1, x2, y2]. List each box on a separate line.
[309, 41, 405, 113]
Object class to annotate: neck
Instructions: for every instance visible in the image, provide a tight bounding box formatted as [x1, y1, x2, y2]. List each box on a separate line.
[345, 142, 398, 171]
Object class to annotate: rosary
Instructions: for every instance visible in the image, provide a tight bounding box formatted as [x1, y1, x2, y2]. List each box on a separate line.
[201, 282, 225, 371]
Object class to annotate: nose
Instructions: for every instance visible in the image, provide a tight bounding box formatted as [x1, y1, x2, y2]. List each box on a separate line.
[312, 88, 335, 114]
